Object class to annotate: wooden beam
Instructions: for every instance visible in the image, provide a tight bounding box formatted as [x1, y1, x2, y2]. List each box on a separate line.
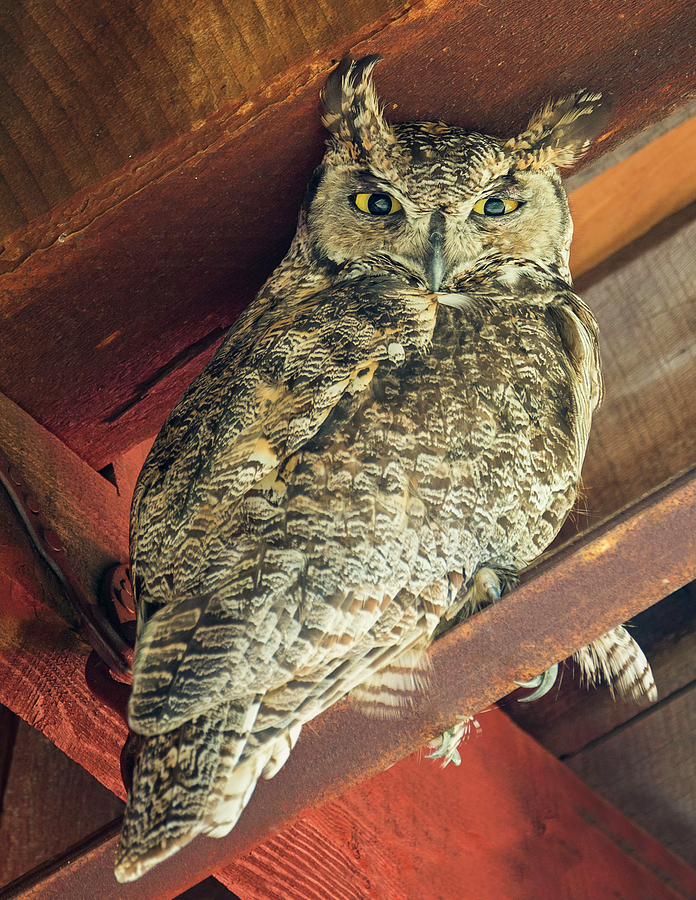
[501, 581, 696, 870]
[570, 114, 696, 278]
[0, 714, 125, 888]
[217, 708, 696, 900]
[0, 0, 410, 240]
[0, 391, 129, 799]
[575, 204, 696, 524]
[1, 1, 695, 470]
[567, 682, 696, 873]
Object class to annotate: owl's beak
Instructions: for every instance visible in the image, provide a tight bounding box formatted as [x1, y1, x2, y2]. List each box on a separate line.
[424, 211, 447, 292]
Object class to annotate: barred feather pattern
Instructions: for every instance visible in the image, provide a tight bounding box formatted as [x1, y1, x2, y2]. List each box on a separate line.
[574, 626, 658, 703]
[505, 90, 611, 170]
[114, 57, 633, 882]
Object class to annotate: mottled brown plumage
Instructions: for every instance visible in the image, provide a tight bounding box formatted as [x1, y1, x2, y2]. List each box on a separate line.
[115, 57, 655, 882]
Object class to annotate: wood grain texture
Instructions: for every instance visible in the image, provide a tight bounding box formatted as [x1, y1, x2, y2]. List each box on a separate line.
[0, 391, 129, 798]
[0, 390, 129, 606]
[0, 0, 408, 237]
[570, 115, 696, 278]
[503, 583, 696, 876]
[3, 708, 695, 900]
[1, 0, 695, 470]
[217, 707, 696, 900]
[0, 523, 129, 802]
[567, 684, 696, 870]
[575, 208, 696, 521]
[0, 715, 124, 889]
[554, 585, 696, 873]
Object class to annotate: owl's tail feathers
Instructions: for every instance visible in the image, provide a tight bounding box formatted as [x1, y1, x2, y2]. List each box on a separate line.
[114, 700, 303, 883]
[114, 703, 246, 882]
[204, 721, 303, 836]
[573, 625, 657, 704]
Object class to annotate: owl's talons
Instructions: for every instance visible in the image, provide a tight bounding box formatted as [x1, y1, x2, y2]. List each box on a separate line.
[425, 716, 480, 767]
[515, 663, 559, 702]
[478, 568, 501, 603]
[425, 729, 462, 766]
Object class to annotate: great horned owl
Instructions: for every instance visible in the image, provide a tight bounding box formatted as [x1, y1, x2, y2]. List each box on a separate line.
[114, 57, 656, 882]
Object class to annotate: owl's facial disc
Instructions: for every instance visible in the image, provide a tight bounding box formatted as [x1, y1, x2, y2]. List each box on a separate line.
[305, 145, 574, 293]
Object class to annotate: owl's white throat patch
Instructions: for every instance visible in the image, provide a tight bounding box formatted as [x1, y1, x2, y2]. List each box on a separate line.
[436, 292, 473, 310]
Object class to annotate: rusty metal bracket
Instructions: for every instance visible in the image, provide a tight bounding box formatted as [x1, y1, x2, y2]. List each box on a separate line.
[0, 446, 133, 677]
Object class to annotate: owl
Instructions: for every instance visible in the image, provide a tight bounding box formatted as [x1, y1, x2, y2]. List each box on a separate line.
[114, 57, 656, 882]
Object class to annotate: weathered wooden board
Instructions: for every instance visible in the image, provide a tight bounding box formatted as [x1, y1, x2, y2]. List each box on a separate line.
[0, 389, 129, 600]
[1, 0, 695, 470]
[0, 391, 130, 798]
[567, 683, 696, 870]
[575, 207, 696, 522]
[503, 582, 696, 873]
[4, 708, 695, 900]
[569, 114, 696, 277]
[0, 714, 125, 889]
[0, 0, 409, 239]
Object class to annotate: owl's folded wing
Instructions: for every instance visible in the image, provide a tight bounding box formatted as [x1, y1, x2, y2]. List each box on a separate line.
[127, 279, 437, 733]
[134, 278, 436, 567]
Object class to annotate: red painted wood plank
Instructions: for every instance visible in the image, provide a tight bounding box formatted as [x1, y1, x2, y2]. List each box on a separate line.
[0, 716, 124, 889]
[217, 708, 696, 900]
[0, 391, 129, 797]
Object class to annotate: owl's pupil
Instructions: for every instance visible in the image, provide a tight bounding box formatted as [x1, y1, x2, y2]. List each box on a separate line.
[368, 194, 393, 215]
[483, 198, 506, 216]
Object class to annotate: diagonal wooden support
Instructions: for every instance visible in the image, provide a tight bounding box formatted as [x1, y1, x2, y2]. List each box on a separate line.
[0, 390, 130, 798]
[1, 388, 696, 895]
[216, 706, 696, 900]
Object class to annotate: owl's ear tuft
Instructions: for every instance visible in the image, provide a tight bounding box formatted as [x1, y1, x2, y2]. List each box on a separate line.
[505, 91, 611, 171]
[321, 55, 394, 160]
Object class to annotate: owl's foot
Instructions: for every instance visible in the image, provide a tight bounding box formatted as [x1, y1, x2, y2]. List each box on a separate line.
[515, 628, 658, 705]
[515, 663, 559, 702]
[444, 563, 519, 627]
[425, 715, 481, 767]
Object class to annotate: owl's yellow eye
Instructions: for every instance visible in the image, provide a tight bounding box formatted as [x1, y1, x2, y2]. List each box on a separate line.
[353, 192, 402, 216]
[472, 197, 521, 216]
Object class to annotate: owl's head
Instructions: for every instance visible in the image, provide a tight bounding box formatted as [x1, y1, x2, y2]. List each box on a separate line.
[294, 56, 608, 294]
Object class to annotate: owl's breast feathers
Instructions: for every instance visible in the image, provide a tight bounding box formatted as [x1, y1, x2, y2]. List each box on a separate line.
[129, 269, 599, 727]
